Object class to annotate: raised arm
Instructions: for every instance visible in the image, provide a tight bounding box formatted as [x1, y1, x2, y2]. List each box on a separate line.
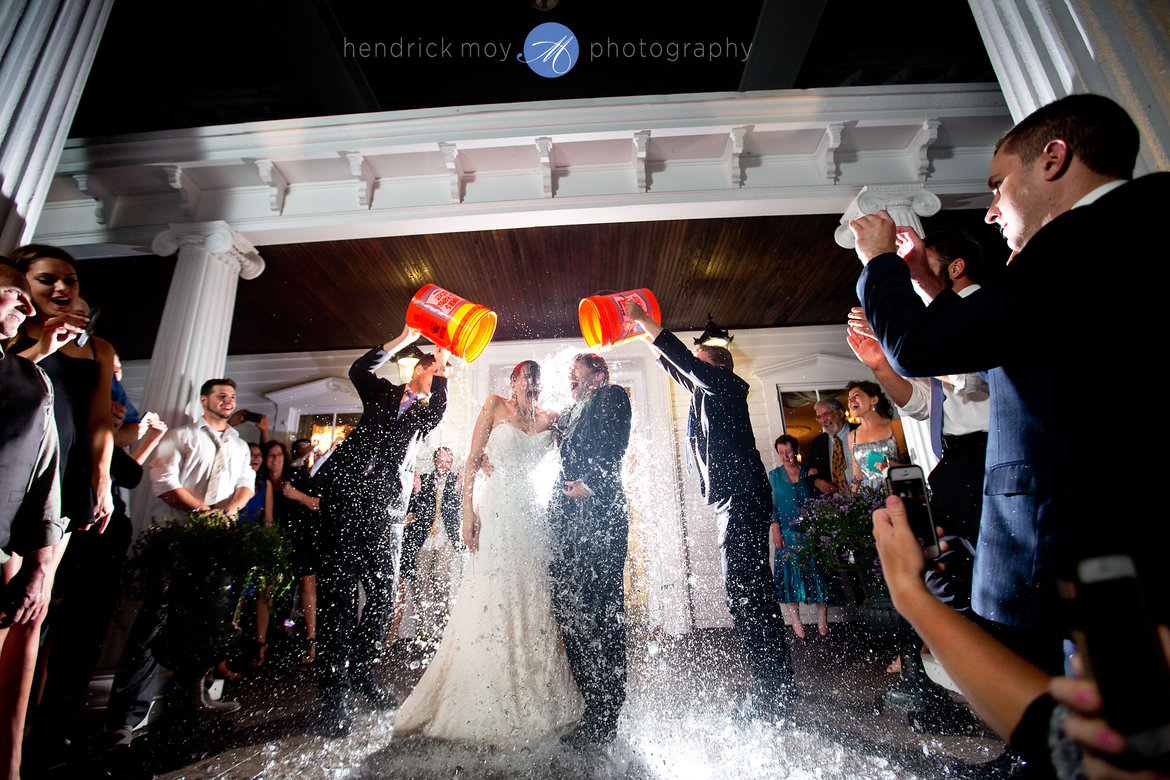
[85, 337, 117, 532]
[461, 396, 501, 553]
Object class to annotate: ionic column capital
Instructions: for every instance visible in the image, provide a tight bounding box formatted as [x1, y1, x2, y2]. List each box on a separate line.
[834, 184, 941, 248]
[152, 221, 265, 279]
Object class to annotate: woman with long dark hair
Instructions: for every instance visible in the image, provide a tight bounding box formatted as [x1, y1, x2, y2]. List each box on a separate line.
[845, 380, 906, 491]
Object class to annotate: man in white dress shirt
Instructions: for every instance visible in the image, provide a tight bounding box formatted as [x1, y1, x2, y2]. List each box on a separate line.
[150, 379, 255, 519]
[848, 229, 989, 611]
[107, 378, 255, 746]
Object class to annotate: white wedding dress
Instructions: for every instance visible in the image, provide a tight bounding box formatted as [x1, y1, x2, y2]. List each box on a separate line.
[393, 424, 584, 745]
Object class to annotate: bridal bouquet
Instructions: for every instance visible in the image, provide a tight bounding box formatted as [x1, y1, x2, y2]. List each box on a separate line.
[792, 483, 888, 585]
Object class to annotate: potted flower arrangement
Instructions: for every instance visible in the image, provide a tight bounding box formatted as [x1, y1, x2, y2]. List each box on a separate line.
[123, 511, 293, 675]
[793, 483, 888, 584]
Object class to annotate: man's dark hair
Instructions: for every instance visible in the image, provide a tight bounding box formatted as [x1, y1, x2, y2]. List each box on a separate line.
[774, 434, 800, 454]
[697, 345, 733, 370]
[925, 229, 986, 286]
[815, 398, 846, 415]
[416, 353, 436, 371]
[432, 446, 453, 465]
[200, 378, 237, 397]
[9, 244, 80, 273]
[573, 353, 609, 383]
[994, 93, 1139, 181]
[846, 379, 895, 420]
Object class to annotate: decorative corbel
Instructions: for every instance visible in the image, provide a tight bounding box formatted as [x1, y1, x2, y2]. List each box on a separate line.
[342, 152, 377, 209]
[816, 122, 845, 183]
[254, 158, 289, 215]
[535, 136, 554, 198]
[727, 126, 749, 187]
[632, 130, 650, 193]
[438, 142, 463, 203]
[909, 119, 941, 181]
[162, 164, 200, 218]
[72, 173, 112, 225]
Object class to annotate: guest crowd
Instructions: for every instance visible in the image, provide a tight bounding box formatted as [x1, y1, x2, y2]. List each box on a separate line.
[0, 93, 1167, 780]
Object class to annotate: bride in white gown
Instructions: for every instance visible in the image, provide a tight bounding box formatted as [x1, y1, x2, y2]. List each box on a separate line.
[393, 361, 583, 745]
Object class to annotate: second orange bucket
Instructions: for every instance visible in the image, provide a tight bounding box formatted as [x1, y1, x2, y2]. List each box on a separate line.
[406, 284, 497, 363]
[578, 289, 661, 350]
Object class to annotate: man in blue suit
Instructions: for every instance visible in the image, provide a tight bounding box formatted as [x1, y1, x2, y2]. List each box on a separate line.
[849, 94, 1165, 672]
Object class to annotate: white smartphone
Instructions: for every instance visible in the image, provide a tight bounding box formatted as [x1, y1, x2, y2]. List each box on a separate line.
[884, 465, 940, 559]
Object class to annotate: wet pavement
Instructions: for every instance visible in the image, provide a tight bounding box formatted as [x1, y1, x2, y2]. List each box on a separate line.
[32, 624, 1013, 779]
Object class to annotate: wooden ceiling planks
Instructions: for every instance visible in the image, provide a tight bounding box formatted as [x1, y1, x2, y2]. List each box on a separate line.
[77, 211, 1005, 360]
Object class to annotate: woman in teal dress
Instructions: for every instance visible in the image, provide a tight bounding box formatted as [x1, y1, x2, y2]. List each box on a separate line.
[769, 434, 829, 639]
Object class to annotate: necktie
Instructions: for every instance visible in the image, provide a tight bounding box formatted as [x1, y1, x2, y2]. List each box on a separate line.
[831, 434, 847, 489]
[929, 377, 944, 460]
[203, 427, 232, 507]
[398, 390, 418, 419]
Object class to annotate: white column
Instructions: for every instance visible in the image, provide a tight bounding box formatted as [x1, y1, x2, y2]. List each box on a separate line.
[833, 184, 941, 249]
[140, 222, 265, 428]
[968, 0, 1170, 174]
[0, 0, 114, 253]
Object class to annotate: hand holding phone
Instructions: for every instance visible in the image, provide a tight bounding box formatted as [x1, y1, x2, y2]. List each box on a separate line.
[884, 465, 940, 559]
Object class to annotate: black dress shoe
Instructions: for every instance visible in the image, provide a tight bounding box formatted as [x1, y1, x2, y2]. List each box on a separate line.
[353, 678, 396, 710]
[316, 703, 352, 738]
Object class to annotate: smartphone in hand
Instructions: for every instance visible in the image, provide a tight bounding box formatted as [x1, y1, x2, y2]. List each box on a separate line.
[884, 465, 940, 559]
[1065, 554, 1170, 764]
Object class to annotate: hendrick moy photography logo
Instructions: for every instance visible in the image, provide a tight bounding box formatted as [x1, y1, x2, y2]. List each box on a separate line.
[518, 22, 578, 78]
[340, 22, 579, 78]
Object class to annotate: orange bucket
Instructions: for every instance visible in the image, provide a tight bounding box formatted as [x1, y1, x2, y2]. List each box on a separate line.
[578, 289, 661, 350]
[406, 284, 497, 363]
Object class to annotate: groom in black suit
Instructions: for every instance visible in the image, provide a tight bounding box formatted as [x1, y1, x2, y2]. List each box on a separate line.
[550, 353, 631, 747]
[309, 325, 448, 737]
[626, 301, 796, 715]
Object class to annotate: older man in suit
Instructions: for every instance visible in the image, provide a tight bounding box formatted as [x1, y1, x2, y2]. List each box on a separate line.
[310, 325, 448, 737]
[550, 353, 631, 748]
[626, 302, 796, 717]
[804, 398, 854, 495]
[850, 93, 1166, 672]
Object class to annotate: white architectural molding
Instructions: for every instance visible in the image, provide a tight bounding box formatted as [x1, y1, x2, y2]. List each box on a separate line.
[162, 164, 201, 218]
[815, 122, 844, 183]
[967, 0, 1170, 173]
[342, 151, 377, 208]
[253, 158, 289, 215]
[834, 184, 942, 248]
[34, 86, 1012, 252]
[535, 136, 554, 198]
[751, 353, 879, 457]
[438, 141, 463, 203]
[71, 172, 111, 225]
[909, 118, 940, 181]
[0, 0, 114, 252]
[632, 130, 650, 193]
[726, 126, 749, 187]
[265, 376, 362, 435]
